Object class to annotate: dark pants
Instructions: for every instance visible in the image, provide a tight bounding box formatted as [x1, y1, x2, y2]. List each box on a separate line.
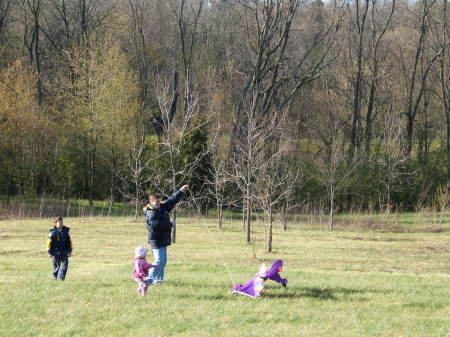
[52, 255, 69, 280]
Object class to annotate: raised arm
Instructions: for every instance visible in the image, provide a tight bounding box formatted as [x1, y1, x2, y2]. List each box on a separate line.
[163, 185, 189, 211]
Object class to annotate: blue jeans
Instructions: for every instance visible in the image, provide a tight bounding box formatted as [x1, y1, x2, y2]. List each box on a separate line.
[51, 255, 69, 280]
[148, 246, 167, 285]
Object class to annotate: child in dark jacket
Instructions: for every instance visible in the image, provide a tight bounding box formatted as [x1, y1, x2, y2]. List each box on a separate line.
[47, 217, 72, 280]
[143, 185, 188, 285]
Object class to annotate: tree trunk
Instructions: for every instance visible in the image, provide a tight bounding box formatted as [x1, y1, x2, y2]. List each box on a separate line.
[365, 79, 376, 153]
[329, 188, 335, 230]
[88, 143, 95, 212]
[444, 0, 449, 183]
[34, 11, 43, 105]
[109, 148, 116, 217]
[446, 75, 450, 183]
[386, 182, 391, 207]
[172, 210, 177, 243]
[349, 0, 370, 162]
[422, 91, 430, 161]
[242, 207, 246, 231]
[406, 114, 414, 157]
[267, 206, 273, 253]
[171, 168, 178, 243]
[404, 0, 432, 157]
[246, 197, 251, 243]
[365, 0, 395, 153]
[217, 203, 222, 230]
[282, 203, 288, 231]
[134, 174, 139, 220]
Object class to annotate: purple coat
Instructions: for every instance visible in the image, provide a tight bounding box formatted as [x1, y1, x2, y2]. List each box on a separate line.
[231, 259, 288, 298]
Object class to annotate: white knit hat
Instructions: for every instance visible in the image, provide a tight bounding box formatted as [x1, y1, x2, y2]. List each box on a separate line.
[135, 246, 147, 258]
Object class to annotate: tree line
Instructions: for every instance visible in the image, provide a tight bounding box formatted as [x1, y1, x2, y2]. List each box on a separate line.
[0, 0, 449, 228]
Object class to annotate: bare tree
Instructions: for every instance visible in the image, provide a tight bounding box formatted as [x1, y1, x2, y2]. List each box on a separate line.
[256, 150, 297, 252]
[230, 0, 345, 240]
[279, 162, 302, 231]
[206, 136, 232, 229]
[340, 0, 397, 160]
[126, 0, 175, 139]
[0, 0, 12, 45]
[154, 72, 208, 243]
[444, 1, 450, 183]
[16, 0, 44, 103]
[233, 0, 344, 136]
[313, 76, 359, 229]
[230, 97, 276, 243]
[429, 0, 449, 180]
[364, 0, 396, 153]
[347, 0, 370, 162]
[315, 120, 357, 229]
[375, 108, 410, 209]
[119, 130, 156, 220]
[395, 0, 446, 156]
[174, 0, 205, 78]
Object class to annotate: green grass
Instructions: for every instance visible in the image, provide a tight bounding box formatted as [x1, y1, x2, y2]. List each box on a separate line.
[0, 215, 449, 337]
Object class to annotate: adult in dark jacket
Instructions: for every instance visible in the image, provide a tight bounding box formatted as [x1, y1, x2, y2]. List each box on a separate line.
[143, 185, 189, 285]
[47, 217, 73, 280]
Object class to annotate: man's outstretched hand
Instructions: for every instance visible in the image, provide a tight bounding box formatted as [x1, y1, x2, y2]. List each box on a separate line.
[180, 185, 189, 192]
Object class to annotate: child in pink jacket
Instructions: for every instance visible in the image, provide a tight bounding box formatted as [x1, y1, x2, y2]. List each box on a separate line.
[133, 246, 155, 296]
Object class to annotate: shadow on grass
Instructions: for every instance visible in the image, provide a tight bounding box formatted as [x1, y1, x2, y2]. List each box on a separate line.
[303, 285, 393, 301]
[261, 287, 337, 300]
[166, 285, 377, 302]
[164, 281, 389, 303]
[263, 286, 374, 302]
[299, 287, 338, 300]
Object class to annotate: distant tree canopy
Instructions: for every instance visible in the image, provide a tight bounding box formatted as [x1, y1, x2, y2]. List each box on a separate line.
[0, 0, 448, 213]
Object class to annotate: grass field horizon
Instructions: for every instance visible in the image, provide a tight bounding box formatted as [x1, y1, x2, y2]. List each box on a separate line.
[1, 214, 449, 337]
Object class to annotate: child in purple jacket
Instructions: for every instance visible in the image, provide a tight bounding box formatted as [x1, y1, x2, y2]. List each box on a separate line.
[133, 246, 155, 296]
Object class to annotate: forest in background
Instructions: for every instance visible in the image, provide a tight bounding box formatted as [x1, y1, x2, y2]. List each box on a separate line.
[0, 0, 449, 224]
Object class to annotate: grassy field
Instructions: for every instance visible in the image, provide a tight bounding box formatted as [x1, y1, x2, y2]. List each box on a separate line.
[0, 214, 449, 337]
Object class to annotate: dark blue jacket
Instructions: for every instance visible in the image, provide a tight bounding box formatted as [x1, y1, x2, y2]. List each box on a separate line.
[47, 226, 72, 256]
[143, 190, 184, 249]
